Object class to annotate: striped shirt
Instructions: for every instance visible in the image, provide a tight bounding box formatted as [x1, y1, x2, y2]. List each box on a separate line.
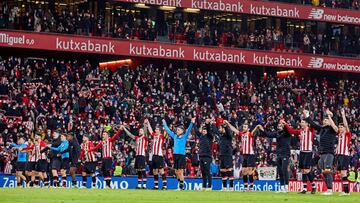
[93, 129, 122, 159]
[335, 131, 351, 156]
[151, 133, 165, 156]
[135, 136, 148, 156]
[80, 141, 97, 162]
[239, 131, 254, 155]
[285, 124, 314, 152]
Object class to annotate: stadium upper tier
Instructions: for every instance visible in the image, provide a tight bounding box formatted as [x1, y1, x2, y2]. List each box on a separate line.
[1, 1, 360, 59]
[112, 0, 360, 25]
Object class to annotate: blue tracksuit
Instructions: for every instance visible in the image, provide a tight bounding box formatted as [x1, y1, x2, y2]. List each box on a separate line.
[10, 143, 28, 162]
[50, 140, 70, 159]
[163, 121, 193, 155]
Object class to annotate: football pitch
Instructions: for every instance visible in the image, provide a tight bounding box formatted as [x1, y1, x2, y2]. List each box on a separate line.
[0, 188, 358, 203]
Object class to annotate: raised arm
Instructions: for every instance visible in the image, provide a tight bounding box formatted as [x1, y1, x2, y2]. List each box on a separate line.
[144, 119, 154, 135]
[162, 119, 175, 139]
[251, 125, 261, 135]
[184, 117, 196, 139]
[90, 141, 102, 152]
[303, 110, 322, 131]
[258, 125, 278, 138]
[109, 125, 124, 142]
[340, 108, 350, 133]
[224, 120, 240, 135]
[123, 126, 136, 140]
[326, 109, 338, 132]
[283, 123, 301, 135]
[50, 141, 68, 152]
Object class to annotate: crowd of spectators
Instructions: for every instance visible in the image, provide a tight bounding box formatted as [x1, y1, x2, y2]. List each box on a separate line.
[271, 0, 360, 9]
[0, 55, 359, 180]
[1, 5, 360, 57]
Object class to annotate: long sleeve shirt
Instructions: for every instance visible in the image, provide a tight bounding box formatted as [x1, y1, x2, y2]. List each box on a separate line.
[262, 129, 291, 158]
[305, 117, 337, 154]
[163, 121, 193, 155]
[10, 143, 28, 162]
[50, 140, 70, 159]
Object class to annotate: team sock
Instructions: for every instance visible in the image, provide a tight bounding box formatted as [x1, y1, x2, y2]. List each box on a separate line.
[202, 177, 207, 189]
[82, 176, 87, 187]
[221, 172, 227, 188]
[243, 175, 248, 191]
[92, 176, 96, 187]
[154, 174, 159, 189]
[162, 174, 167, 188]
[302, 173, 308, 191]
[249, 175, 254, 190]
[137, 171, 142, 188]
[342, 177, 349, 193]
[44, 177, 49, 186]
[62, 175, 67, 187]
[179, 180, 184, 190]
[142, 171, 147, 188]
[34, 177, 40, 186]
[227, 171, 234, 188]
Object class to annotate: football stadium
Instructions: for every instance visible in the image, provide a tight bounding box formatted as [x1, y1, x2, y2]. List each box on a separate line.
[0, 0, 359, 202]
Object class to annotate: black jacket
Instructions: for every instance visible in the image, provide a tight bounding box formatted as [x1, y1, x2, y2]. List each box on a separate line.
[305, 117, 337, 154]
[69, 135, 81, 160]
[262, 129, 291, 158]
[217, 126, 233, 157]
[197, 124, 213, 158]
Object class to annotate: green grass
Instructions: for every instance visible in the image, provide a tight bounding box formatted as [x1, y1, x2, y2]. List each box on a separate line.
[0, 188, 357, 203]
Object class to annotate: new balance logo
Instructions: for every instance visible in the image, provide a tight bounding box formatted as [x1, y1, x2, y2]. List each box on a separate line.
[308, 9, 324, 19]
[307, 57, 324, 68]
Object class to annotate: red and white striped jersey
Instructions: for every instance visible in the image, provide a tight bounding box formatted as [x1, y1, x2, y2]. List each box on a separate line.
[335, 132, 351, 156]
[285, 124, 314, 152]
[151, 133, 165, 156]
[93, 129, 122, 159]
[239, 131, 254, 155]
[23, 141, 47, 162]
[80, 141, 97, 162]
[135, 136, 148, 156]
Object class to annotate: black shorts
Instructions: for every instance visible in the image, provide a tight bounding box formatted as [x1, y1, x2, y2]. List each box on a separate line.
[151, 155, 165, 169]
[51, 157, 62, 170]
[299, 152, 313, 169]
[219, 155, 233, 169]
[70, 154, 79, 168]
[102, 158, 113, 172]
[84, 162, 96, 174]
[36, 160, 48, 172]
[135, 155, 146, 170]
[173, 154, 186, 170]
[26, 162, 36, 171]
[242, 155, 256, 167]
[61, 158, 70, 170]
[336, 155, 350, 171]
[16, 162, 27, 171]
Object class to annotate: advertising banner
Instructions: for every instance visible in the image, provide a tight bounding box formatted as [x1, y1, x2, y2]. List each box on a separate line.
[257, 167, 277, 180]
[0, 174, 359, 192]
[0, 30, 359, 73]
[113, 0, 360, 25]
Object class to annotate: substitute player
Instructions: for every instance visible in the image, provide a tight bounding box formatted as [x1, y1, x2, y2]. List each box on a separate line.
[336, 108, 352, 196]
[284, 119, 316, 194]
[123, 124, 149, 189]
[79, 135, 97, 188]
[227, 121, 261, 191]
[144, 119, 167, 190]
[67, 133, 81, 188]
[163, 117, 195, 190]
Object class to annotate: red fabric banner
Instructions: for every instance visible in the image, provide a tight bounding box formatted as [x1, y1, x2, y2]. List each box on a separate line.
[113, 0, 360, 25]
[289, 180, 360, 192]
[0, 30, 359, 73]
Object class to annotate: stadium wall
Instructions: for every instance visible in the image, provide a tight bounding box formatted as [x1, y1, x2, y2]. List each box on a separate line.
[0, 174, 359, 192]
[0, 30, 359, 74]
[113, 0, 360, 25]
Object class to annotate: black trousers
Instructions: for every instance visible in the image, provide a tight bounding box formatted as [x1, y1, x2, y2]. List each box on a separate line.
[277, 156, 289, 186]
[200, 156, 212, 188]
